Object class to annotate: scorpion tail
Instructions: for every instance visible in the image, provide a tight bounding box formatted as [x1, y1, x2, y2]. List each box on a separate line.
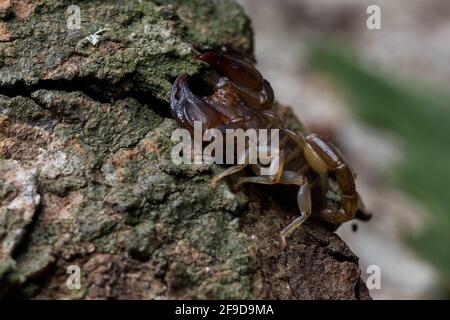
[304, 134, 359, 224]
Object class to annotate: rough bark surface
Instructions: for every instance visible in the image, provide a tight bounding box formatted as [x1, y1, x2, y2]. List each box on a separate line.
[0, 0, 370, 299]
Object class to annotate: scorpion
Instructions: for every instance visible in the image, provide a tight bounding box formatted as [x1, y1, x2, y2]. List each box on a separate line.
[170, 51, 368, 247]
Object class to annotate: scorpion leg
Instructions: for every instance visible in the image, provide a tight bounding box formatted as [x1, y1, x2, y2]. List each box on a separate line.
[262, 111, 284, 127]
[211, 143, 286, 190]
[210, 164, 248, 189]
[304, 134, 358, 224]
[280, 180, 312, 248]
[210, 145, 251, 188]
[278, 170, 306, 185]
[235, 150, 285, 187]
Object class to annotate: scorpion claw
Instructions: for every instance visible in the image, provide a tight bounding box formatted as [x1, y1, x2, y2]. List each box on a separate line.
[197, 52, 274, 110]
[197, 52, 263, 90]
[170, 74, 224, 133]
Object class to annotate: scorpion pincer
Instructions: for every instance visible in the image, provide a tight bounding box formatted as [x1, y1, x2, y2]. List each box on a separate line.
[170, 52, 364, 247]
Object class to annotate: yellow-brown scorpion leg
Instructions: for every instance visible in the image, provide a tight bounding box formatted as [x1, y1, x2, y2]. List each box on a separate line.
[280, 179, 312, 249]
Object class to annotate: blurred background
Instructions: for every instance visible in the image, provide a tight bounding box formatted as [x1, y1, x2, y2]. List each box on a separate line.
[236, 0, 450, 299]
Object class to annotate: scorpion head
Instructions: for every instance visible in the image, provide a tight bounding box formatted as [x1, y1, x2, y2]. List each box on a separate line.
[170, 52, 275, 133]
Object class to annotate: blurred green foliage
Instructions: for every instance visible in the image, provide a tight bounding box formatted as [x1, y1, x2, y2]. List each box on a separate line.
[308, 44, 450, 282]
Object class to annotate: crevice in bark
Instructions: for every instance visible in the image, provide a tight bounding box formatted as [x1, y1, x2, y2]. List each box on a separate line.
[0, 76, 172, 119]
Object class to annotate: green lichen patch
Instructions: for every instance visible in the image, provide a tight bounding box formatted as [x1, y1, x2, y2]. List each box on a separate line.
[0, 86, 260, 298]
[0, 0, 252, 101]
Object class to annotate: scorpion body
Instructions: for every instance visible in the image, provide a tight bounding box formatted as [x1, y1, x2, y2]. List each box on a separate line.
[170, 52, 363, 246]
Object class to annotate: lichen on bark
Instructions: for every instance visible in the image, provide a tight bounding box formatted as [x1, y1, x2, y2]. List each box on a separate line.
[0, 0, 370, 299]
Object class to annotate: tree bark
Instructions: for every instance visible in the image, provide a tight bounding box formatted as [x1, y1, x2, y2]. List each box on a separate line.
[0, 0, 370, 299]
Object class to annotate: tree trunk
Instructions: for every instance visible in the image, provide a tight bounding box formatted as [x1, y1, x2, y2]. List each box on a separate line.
[0, 0, 370, 299]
